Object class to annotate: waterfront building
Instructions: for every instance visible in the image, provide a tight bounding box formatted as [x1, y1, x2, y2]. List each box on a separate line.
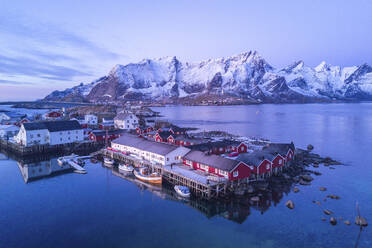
[186, 140, 248, 155]
[89, 130, 123, 143]
[14, 120, 84, 147]
[114, 113, 139, 130]
[183, 150, 252, 181]
[111, 134, 190, 166]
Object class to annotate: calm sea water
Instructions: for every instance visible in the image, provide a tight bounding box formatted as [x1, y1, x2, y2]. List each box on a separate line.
[1, 103, 371, 248]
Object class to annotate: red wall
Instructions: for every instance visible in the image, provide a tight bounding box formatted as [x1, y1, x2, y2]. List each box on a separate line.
[257, 160, 272, 175]
[272, 155, 285, 168]
[228, 162, 251, 180]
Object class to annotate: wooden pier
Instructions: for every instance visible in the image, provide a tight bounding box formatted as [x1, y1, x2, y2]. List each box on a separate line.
[99, 149, 230, 199]
[0, 139, 102, 156]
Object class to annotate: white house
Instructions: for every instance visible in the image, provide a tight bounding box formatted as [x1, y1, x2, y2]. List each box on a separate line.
[111, 134, 190, 166]
[114, 113, 139, 130]
[0, 125, 20, 139]
[84, 114, 98, 125]
[15, 120, 84, 147]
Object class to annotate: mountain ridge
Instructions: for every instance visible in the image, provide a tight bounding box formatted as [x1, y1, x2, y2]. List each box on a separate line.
[43, 51, 372, 104]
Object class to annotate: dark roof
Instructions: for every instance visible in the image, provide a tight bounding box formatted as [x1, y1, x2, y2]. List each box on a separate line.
[262, 143, 295, 157]
[23, 120, 82, 132]
[186, 139, 241, 152]
[184, 150, 240, 171]
[157, 131, 176, 140]
[112, 134, 182, 155]
[236, 150, 276, 167]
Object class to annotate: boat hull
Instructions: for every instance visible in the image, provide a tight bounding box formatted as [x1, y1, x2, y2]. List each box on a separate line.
[174, 186, 191, 198]
[133, 170, 162, 184]
[119, 164, 134, 172]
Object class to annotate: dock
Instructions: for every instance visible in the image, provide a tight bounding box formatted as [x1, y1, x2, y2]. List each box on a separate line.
[100, 149, 230, 199]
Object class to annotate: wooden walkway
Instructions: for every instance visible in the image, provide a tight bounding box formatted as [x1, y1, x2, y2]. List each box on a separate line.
[99, 149, 230, 199]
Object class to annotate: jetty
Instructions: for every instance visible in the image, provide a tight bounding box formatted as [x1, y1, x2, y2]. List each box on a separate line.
[101, 148, 229, 199]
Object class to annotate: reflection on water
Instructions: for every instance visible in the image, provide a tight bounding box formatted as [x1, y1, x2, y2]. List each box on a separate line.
[17, 158, 72, 183]
[105, 164, 288, 224]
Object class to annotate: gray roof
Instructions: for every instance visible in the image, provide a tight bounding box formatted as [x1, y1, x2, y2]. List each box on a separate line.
[186, 139, 241, 152]
[262, 142, 295, 157]
[184, 150, 240, 171]
[112, 134, 180, 156]
[236, 150, 276, 167]
[23, 120, 82, 132]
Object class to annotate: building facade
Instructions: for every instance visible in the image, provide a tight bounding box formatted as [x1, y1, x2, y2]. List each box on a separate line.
[114, 113, 139, 130]
[15, 120, 84, 147]
[111, 134, 190, 166]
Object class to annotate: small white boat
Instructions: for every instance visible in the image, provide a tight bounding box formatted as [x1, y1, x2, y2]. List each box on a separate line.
[118, 163, 134, 172]
[174, 185, 191, 198]
[104, 158, 114, 165]
[57, 153, 77, 166]
[57, 157, 65, 166]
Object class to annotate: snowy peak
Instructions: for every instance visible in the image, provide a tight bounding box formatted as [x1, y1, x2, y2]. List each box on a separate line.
[43, 52, 372, 103]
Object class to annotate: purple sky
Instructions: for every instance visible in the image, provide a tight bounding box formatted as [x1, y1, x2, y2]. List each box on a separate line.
[1, 0, 371, 101]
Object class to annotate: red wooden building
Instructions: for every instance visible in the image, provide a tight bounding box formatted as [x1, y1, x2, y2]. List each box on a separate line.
[44, 111, 63, 119]
[186, 140, 248, 155]
[136, 126, 154, 135]
[89, 130, 124, 143]
[183, 150, 252, 181]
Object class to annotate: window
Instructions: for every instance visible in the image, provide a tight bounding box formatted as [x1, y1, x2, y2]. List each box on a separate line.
[233, 171, 239, 177]
[68, 137, 70, 140]
[279, 159, 283, 164]
[266, 164, 270, 170]
[60, 138, 62, 141]
[30, 134, 34, 138]
[68, 132, 70, 134]
[37, 134, 40, 137]
[166, 158, 169, 161]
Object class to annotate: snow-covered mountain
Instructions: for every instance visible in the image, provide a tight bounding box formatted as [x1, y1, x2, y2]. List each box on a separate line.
[43, 51, 372, 103]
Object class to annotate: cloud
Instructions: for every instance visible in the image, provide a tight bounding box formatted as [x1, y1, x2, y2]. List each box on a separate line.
[0, 13, 121, 60]
[0, 79, 34, 85]
[0, 11, 125, 92]
[0, 55, 91, 81]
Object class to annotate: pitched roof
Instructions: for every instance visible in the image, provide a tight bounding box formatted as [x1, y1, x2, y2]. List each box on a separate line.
[186, 139, 241, 152]
[112, 134, 182, 156]
[184, 150, 240, 171]
[157, 131, 175, 140]
[262, 143, 295, 156]
[23, 120, 82, 132]
[236, 150, 276, 167]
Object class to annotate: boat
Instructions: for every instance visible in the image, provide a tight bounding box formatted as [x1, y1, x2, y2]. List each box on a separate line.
[118, 163, 134, 172]
[57, 157, 65, 166]
[57, 153, 77, 166]
[103, 158, 114, 166]
[174, 185, 191, 198]
[133, 168, 162, 184]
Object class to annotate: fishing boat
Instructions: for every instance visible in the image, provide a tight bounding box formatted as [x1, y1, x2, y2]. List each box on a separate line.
[174, 185, 191, 198]
[103, 157, 114, 166]
[133, 168, 162, 184]
[118, 163, 134, 172]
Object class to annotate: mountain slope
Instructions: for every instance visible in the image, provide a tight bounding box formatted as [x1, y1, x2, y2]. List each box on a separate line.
[43, 51, 372, 103]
